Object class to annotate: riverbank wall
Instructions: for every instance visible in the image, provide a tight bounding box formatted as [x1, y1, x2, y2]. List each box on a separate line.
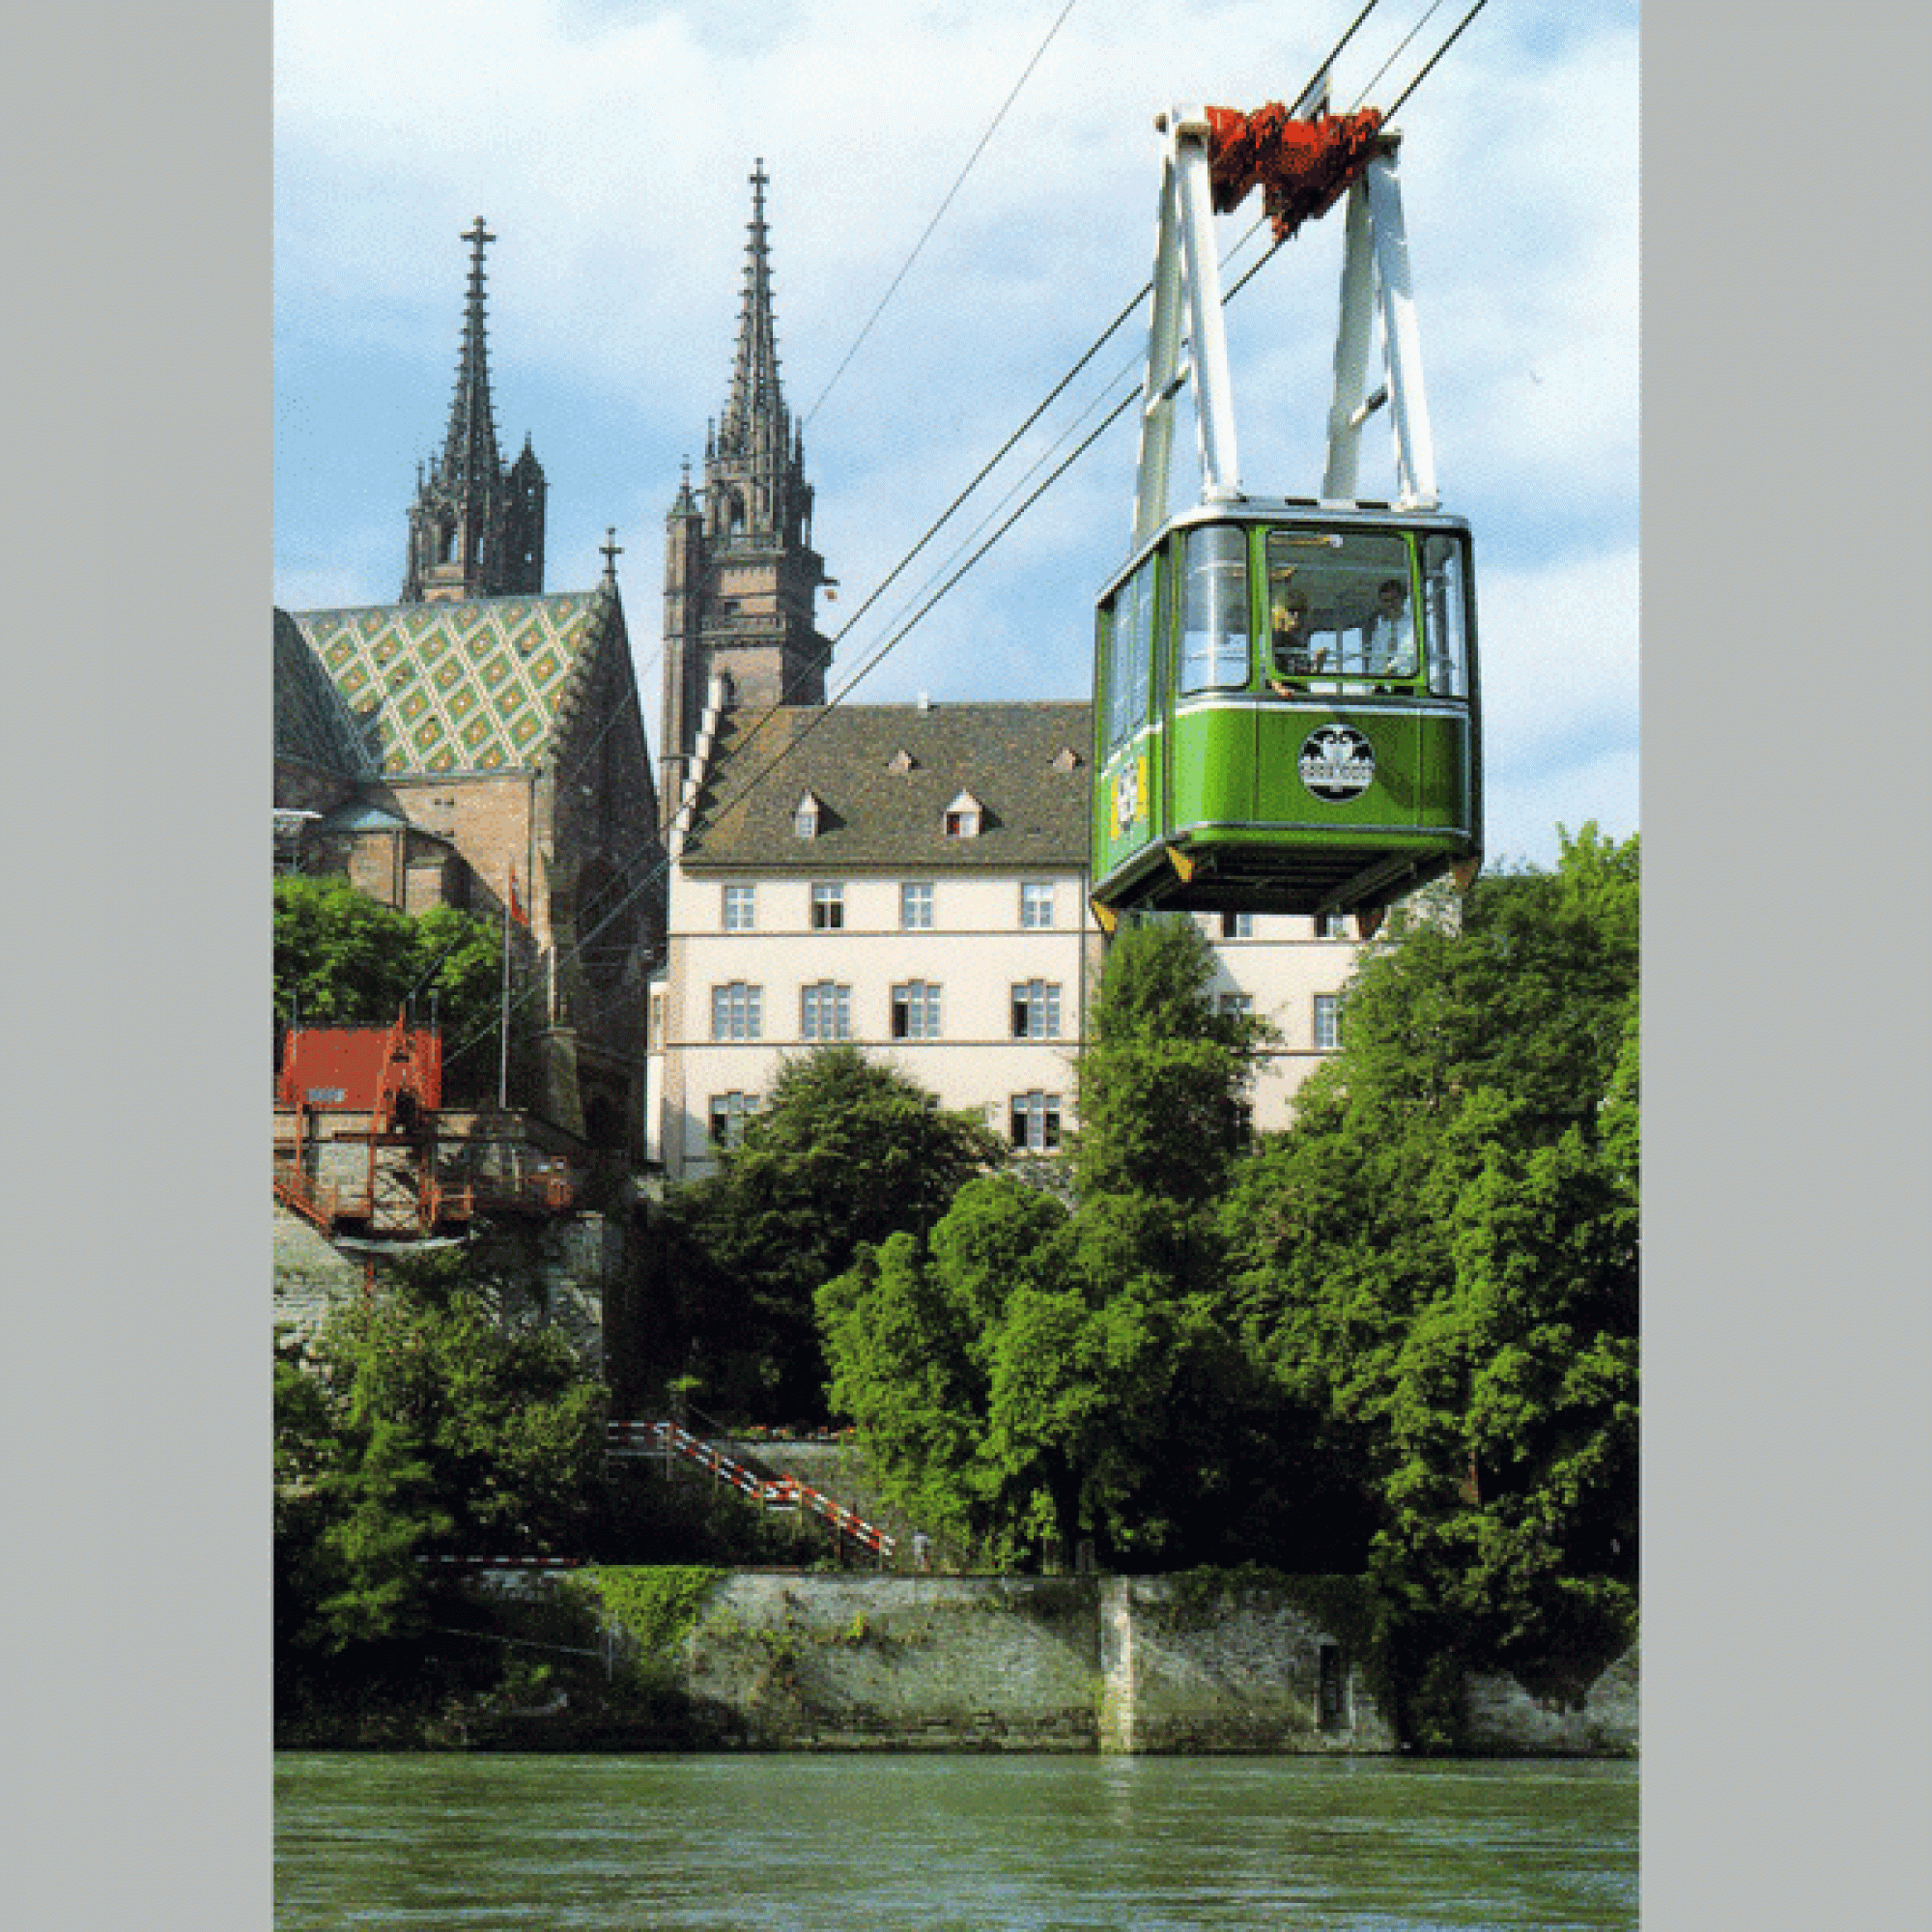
[416, 1568, 1631, 1757]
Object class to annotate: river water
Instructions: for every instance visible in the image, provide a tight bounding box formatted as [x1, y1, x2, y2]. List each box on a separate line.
[275, 1751, 1636, 1929]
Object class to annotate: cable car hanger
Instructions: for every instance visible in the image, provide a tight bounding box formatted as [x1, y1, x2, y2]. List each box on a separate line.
[1133, 83, 1434, 554]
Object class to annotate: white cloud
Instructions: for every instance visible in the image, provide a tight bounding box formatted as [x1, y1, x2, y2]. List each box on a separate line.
[276, 0, 1639, 855]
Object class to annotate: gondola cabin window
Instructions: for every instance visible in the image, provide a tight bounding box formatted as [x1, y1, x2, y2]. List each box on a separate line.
[1422, 534, 1472, 697]
[1104, 559, 1156, 755]
[1265, 528, 1419, 684]
[1179, 523, 1251, 693]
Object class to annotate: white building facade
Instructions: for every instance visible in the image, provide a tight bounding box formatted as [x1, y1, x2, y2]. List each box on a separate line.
[645, 688, 1364, 1182]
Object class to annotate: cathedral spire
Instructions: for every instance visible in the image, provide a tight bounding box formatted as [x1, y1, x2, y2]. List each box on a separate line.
[663, 161, 832, 816]
[402, 219, 544, 604]
[442, 217, 503, 491]
[719, 160, 785, 463]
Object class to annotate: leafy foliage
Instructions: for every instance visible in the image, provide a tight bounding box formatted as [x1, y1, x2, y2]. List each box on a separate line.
[818, 830, 1638, 1699]
[272, 874, 505, 1097]
[1074, 915, 1270, 1204]
[275, 1252, 607, 1659]
[818, 922, 1355, 1573]
[563, 1564, 724, 1659]
[668, 1045, 1006, 1419]
[1223, 826, 1639, 1683]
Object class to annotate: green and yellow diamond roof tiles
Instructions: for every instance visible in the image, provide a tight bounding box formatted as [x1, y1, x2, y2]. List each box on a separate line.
[289, 590, 614, 777]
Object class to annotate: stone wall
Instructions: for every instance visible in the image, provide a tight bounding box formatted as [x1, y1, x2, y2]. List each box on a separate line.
[271, 1200, 619, 1372]
[1097, 1576, 1396, 1754]
[272, 1204, 367, 1342]
[1463, 1646, 1638, 1756]
[683, 1574, 1102, 1750]
[670, 1571, 1399, 1754]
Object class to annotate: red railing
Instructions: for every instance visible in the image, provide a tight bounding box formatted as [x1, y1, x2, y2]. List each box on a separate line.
[608, 1420, 897, 1562]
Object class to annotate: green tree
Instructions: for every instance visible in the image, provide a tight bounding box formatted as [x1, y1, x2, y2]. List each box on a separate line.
[817, 920, 1358, 1572]
[276, 1253, 607, 1657]
[1223, 827, 1639, 1689]
[272, 875, 505, 1097]
[1074, 915, 1269, 1204]
[668, 1045, 1007, 1420]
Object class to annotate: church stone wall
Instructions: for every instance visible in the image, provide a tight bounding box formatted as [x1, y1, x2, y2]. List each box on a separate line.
[386, 774, 537, 924]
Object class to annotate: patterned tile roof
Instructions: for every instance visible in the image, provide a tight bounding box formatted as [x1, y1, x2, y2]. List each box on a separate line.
[681, 700, 1094, 871]
[274, 608, 378, 780]
[287, 588, 616, 777]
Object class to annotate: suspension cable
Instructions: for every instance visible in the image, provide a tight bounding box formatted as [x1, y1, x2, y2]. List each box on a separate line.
[804, 0, 1081, 426]
[440, 0, 1492, 1071]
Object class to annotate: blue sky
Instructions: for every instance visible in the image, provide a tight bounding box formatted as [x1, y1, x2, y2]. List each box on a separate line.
[274, 0, 1637, 869]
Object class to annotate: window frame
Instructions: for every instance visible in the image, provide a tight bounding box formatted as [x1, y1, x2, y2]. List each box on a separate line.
[722, 883, 756, 932]
[800, 979, 853, 1042]
[1009, 1090, 1063, 1153]
[1020, 881, 1056, 929]
[810, 881, 845, 930]
[890, 980, 944, 1040]
[900, 880, 935, 930]
[710, 981, 763, 1041]
[707, 1091, 759, 1149]
[1313, 992, 1342, 1052]
[1011, 979, 1063, 1040]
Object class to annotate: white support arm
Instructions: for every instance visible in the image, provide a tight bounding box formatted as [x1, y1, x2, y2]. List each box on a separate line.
[1365, 154, 1437, 509]
[1322, 177, 1378, 499]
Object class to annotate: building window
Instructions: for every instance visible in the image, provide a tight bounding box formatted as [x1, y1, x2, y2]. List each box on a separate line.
[1221, 911, 1255, 939]
[793, 791, 822, 839]
[1009, 1091, 1063, 1152]
[1011, 980, 1062, 1039]
[810, 882, 845, 930]
[708, 1092, 759, 1149]
[900, 881, 934, 930]
[1021, 881, 1055, 929]
[944, 790, 982, 839]
[1315, 911, 1349, 939]
[711, 982, 762, 1041]
[649, 989, 666, 1051]
[1218, 992, 1254, 1019]
[892, 980, 944, 1040]
[1314, 993, 1342, 1052]
[801, 980, 852, 1041]
[723, 884, 756, 931]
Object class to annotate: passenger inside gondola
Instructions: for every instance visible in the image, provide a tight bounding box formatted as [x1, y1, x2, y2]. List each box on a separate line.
[1268, 579, 1325, 689]
[1363, 578, 1417, 677]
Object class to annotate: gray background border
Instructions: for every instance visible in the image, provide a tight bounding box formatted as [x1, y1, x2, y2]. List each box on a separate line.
[3, 3, 1919, 1928]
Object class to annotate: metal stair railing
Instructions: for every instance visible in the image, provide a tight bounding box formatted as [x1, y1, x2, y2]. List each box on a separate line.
[605, 1420, 896, 1563]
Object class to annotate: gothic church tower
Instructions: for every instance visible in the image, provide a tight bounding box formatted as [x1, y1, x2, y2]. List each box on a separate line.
[402, 218, 547, 604]
[661, 163, 831, 826]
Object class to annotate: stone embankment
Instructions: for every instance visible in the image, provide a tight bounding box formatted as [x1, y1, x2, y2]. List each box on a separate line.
[463, 1568, 1632, 1756]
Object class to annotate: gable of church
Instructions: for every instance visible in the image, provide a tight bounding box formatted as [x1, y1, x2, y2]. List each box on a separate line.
[291, 588, 616, 778]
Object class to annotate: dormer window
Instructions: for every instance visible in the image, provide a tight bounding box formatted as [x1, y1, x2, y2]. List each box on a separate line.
[1051, 745, 1083, 773]
[944, 790, 982, 839]
[793, 790, 823, 840]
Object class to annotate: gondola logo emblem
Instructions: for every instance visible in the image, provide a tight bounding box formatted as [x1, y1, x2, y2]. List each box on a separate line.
[1111, 754, 1149, 836]
[1299, 725, 1376, 802]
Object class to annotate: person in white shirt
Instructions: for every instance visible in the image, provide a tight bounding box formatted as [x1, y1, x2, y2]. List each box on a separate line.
[1363, 578, 1416, 677]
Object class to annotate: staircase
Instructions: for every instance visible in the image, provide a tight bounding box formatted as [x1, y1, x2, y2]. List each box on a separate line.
[608, 1420, 897, 1564]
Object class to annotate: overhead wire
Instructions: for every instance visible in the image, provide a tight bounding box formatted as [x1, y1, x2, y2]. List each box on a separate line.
[803, 0, 1082, 426]
[440, 0, 1488, 1077]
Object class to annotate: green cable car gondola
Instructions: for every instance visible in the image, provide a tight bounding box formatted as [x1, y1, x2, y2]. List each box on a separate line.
[1091, 99, 1481, 932]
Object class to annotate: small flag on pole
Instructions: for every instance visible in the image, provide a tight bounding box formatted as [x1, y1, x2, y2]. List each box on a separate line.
[508, 865, 530, 928]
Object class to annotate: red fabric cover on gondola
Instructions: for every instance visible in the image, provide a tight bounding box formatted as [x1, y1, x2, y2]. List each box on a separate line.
[1205, 103, 1387, 241]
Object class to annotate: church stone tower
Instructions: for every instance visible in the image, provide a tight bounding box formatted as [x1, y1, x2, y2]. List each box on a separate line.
[661, 162, 831, 826]
[402, 218, 547, 604]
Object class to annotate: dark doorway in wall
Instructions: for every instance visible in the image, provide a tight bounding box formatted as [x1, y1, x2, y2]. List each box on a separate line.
[1318, 1641, 1349, 1731]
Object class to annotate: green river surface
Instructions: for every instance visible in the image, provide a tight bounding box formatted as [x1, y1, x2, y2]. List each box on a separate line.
[275, 1751, 1636, 1929]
